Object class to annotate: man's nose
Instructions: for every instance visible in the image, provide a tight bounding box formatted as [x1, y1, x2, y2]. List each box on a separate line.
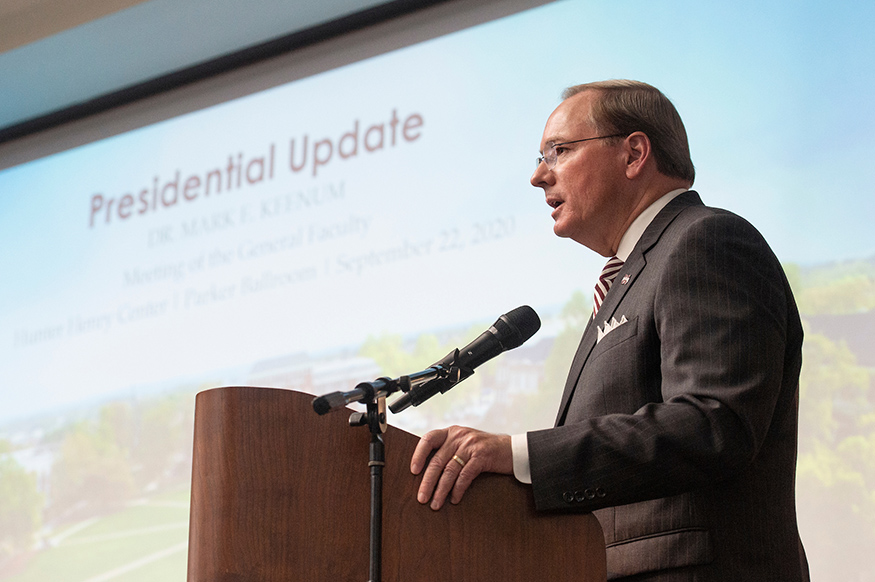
[531, 160, 553, 188]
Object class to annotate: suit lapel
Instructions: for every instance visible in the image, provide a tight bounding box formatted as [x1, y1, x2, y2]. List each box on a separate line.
[553, 191, 703, 426]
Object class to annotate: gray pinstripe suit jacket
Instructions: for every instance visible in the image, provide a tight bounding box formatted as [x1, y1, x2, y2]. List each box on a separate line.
[528, 191, 808, 581]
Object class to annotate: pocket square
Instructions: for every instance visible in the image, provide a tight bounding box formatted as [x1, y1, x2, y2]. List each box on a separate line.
[597, 315, 628, 343]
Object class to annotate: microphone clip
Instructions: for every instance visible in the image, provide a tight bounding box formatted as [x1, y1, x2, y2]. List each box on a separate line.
[446, 348, 475, 385]
[387, 349, 475, 414]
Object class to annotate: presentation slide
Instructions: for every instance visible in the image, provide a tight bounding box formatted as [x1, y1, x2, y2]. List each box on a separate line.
[1, 0, 872, 580]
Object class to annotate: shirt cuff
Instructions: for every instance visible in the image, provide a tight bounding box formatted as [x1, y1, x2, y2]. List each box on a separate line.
[511, 433, 532, 484]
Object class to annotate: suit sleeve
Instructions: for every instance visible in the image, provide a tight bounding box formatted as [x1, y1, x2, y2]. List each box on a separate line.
[527, 211, 796, 512]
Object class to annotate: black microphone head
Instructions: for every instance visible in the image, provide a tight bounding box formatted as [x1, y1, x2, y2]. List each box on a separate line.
[494, 305, 540, 350]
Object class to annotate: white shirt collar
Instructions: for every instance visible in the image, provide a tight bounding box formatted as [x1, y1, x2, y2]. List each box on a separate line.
[615, 188, 687, 262]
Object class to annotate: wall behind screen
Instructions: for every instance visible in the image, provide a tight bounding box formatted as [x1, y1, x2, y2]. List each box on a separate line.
[1, 0, 873, 580]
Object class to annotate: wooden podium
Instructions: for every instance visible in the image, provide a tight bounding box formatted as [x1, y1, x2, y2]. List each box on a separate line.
[187, 386, 606, 581]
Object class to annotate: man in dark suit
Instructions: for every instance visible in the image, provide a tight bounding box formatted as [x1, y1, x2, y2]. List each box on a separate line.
[410, 80, 809, 581]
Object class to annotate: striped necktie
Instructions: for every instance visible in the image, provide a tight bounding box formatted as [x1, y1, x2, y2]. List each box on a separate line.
[593, 256, 624, 317]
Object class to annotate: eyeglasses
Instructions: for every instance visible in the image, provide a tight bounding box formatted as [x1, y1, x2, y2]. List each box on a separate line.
[535, 134, 626, 169]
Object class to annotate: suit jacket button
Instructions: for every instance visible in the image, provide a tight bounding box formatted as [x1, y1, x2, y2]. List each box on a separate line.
[562, 491, 575, 503]
[584, 488, 596, 500]
[595, 487, 606, 498]
[574, 490, 586, 503]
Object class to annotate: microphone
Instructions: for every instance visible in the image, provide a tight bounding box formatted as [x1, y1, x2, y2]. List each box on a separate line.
[389, 305, 540, 413]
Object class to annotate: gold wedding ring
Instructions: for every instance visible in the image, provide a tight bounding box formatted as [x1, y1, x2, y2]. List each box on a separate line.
[451, 454, 466, 468]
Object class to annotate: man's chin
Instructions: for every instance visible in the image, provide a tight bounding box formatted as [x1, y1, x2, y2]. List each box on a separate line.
[552, 221, 574, 239]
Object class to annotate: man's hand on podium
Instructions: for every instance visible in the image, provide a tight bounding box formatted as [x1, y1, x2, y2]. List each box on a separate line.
[410, 426, 513, 510]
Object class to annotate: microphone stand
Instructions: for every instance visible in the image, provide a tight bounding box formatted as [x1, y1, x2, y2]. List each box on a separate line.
[310, 306, 540, 579]
[312, 363, 460, 582]
[347, 380, 389, 582]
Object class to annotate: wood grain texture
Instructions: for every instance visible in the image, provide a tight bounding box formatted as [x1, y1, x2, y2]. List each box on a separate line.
[188, 386, 605, 582]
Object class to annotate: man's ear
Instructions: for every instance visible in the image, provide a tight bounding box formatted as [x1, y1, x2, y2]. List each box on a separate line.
[624, 131, 652, 179]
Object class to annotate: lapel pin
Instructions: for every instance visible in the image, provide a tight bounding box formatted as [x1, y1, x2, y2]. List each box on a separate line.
[621, 274, 631, 285]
